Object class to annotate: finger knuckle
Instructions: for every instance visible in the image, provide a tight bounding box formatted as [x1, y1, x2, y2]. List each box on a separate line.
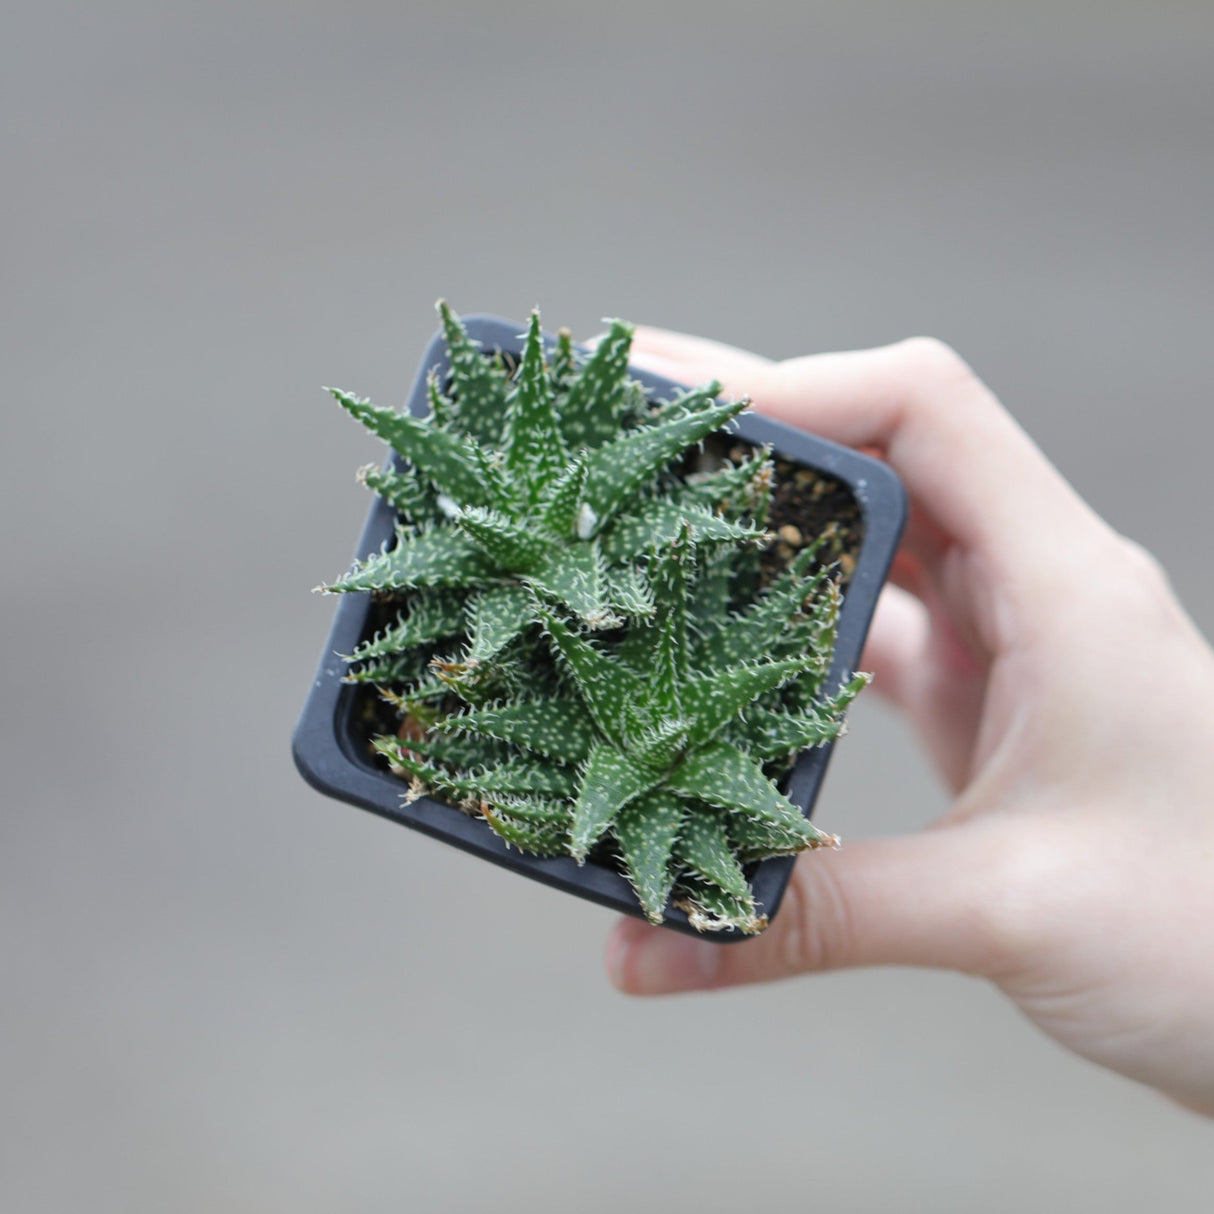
[960, 832, 1066, 979]
[1115, 534, 1170, 593]
[894, 335, 978, 391]
[1084, 532, 1183, 632]
[779, 857, 853, 975]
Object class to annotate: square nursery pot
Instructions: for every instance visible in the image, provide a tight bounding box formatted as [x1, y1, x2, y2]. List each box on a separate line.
[293, 316, 907, 940]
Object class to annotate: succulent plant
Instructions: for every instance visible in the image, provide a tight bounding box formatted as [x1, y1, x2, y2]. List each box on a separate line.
[319, 303, 868, 933]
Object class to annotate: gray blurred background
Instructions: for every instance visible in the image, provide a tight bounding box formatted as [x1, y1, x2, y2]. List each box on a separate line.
[3, 2, 1213, 1210]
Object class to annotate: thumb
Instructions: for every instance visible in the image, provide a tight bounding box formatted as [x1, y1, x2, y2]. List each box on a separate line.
[606, 827, 1011, 994]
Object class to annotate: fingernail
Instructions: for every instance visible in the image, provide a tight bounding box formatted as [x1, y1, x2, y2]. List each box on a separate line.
[613, 923, 722, 995]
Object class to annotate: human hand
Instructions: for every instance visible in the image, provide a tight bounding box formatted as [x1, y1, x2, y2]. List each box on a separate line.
[605, 330, 1214, 1116]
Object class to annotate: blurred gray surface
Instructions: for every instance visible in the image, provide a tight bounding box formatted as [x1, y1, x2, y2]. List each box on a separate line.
[3, 2, 1213, 1210]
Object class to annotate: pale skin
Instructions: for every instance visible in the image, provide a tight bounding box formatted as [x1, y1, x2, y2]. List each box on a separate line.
[604, 330, 1214, 1117]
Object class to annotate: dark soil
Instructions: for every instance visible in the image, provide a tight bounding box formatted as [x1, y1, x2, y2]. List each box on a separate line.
[731, 444, 864, 589]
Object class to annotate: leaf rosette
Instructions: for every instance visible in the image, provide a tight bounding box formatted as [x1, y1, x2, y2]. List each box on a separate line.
[321, 303, 867, 933]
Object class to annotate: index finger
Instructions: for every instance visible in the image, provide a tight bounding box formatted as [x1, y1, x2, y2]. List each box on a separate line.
[630, 327, 1110, 603]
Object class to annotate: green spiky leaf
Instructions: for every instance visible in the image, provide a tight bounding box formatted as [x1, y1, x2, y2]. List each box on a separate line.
[681, 655, 816, 747]
[527, 544, 619, 630]
[731, 705, 844, 761]
[438, 300, 509, 444]
[599, 499, 765, 562]
[559, 319, 634, 449]
[444, 698, 598, 764]
[582, 397, 748, 527]
[648, 525, 691, 717]
[654, 380, 725, 419]
[537, 456, 589, 540]
[613, 791, 685, 923]
[674, 877, 767, 935]
[694, 548, 828, 669]
[465, 585, 534, 663]
[570, 744, 661, 862]
[450, 757, 578, 799]
[416, 729, 512, 772]
[371, 736, 449, 791]
[537, 609, 643, 746]
[605, 563, 654, 619]
[503, 311, 567, 501]
[345, 591, 466, 663]
[674, 810, 750, 900]
[482, 800, 569, 856]
[357, 462, 440, 525]
[426, 369, 457, 426]
[341, 650, 432, 687]
[630, 715, 689, 772]
[329, 389, 491, 507]
[679, 447, 773, 516]
[550, 327, 578, 395]
[665, 740, 833, 847]
[453, 506, 549, 572]
[325, 527, 499, 593]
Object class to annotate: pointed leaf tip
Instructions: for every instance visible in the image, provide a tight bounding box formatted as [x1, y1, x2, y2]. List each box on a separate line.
[571, 744, 660, 862]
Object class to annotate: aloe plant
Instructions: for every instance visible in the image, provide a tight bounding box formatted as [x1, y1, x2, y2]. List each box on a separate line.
[319, 303, 867, 933]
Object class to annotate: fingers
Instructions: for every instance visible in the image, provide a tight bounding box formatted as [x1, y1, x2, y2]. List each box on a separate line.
[630, 327, 1107, 608]
[859, 581, 990, 790]
[858, 583, 930, 711]
[606, 826, 1011, 996]
[626, 327, 774, 390]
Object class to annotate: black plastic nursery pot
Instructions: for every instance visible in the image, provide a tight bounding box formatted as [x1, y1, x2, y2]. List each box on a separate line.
[293, 317, 907, 940]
